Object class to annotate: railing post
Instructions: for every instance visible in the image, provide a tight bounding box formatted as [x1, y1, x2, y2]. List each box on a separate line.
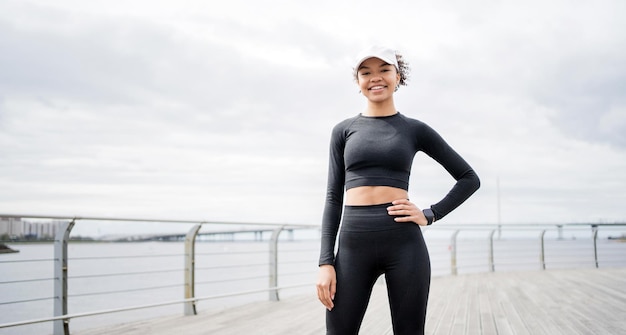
[269, 226, 284, 301]
[450, 230, 460, 275]
[488, 230, 496, 272]
[539, 230, 546, 270]
[592, 225, 599, 268]
[53, 219, 75, 335]
[184, 224, 202, 316]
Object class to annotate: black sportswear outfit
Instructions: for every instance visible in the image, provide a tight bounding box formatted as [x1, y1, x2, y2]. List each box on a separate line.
[319, 112, 480, 334]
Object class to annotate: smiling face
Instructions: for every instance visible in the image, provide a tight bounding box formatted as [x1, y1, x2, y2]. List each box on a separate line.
[356, 57, 401, 103]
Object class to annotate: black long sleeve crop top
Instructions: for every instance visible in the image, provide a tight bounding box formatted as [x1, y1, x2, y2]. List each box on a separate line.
[319, 112, 480, 266]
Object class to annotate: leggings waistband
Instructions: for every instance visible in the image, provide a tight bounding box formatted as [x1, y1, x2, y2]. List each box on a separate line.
[342, 203, 413, 232]
[344, 202, 393, 212]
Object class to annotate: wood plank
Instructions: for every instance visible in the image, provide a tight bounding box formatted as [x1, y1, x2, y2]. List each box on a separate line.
[450, 275, 470, 334]
[477, 280, 498, 335]
[428, 274, 469, 335]
[73, 268, 626, 335]
[488, 275, 515, 335]
[424, 275, 452, 334]
[465, 277, 481, 335]
[503, 273, 550, 335]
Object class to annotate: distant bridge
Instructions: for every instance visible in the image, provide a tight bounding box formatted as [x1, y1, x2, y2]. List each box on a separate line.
[103, 228, 297, 242]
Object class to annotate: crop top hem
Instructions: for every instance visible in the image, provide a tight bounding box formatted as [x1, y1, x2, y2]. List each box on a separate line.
[345, 177, 409, 191]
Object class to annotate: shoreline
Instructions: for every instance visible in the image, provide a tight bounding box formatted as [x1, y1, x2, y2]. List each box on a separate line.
[0, 243, 19, 253]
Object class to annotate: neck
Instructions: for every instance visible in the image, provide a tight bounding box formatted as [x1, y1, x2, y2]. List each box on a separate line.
[363, 99, 397, 117]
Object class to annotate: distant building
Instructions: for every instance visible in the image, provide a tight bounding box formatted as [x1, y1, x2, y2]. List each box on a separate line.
[0, 217, 62, 239]
[0, 217, 23, 237]
[23, 220, 62, 239]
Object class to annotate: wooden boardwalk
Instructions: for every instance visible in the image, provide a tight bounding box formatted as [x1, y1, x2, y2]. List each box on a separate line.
[76, 268, 626, 335]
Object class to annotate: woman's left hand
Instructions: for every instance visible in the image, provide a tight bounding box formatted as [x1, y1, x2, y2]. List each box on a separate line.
[387, 199, 428, 226]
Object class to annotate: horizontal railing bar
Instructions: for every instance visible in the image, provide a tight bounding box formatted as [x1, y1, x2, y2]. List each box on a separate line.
[196, 274, 268, 285]
[69, 268, 182, 280]
[596, 256, 625, 260]
[195, 263, 267, 271]
[491, 260, 538, 265]
[0, 213, 318, 229]
[424, 225, 626, 233]
[0, 282, 313, 329]
[490, 252, 542, 256]
[69, 283, 184, 297]
[544, 258, 595, 262]
[279, 271, 315, 277]
[459, 261, 538, 268]
[0, 296, 54, 306]
[456, 256, 490, 261]
[276, 250, 318, 254]
[432, 223, 626, 228]
[545, 260, 596, 265]
[196, 250, 267, 256]
[70, 254, 182, 260]
[456, 265, 490, 270]
[2, 214, 623, 229]
[544, 253, 594, 258]
[279, 260, 315, 265]
[0, 277, 54, 285]
[193, 282, 312, 302]
[0, 258, 54, 264]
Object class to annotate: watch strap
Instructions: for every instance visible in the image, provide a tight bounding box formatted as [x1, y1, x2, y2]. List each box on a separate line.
[423, 208, 435, 225]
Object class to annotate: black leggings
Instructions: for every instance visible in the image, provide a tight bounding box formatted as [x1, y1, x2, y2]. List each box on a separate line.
[326, 203, 431, 335]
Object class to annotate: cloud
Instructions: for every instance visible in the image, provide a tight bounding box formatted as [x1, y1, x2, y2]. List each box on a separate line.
[1, 0, 625, 235]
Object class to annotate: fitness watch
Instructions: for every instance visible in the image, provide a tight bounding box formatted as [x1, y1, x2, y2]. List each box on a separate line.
[423, 208, 435, 225]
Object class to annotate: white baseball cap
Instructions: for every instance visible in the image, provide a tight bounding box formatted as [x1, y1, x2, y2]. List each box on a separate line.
[353, 45, 399, 76]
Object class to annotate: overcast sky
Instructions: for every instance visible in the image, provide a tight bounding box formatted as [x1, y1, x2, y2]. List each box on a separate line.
[1, 0, 625, 236]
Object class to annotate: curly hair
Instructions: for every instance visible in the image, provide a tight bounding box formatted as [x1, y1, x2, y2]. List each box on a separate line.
[396, 52, 410, 87]
[353, 51, 410, 90]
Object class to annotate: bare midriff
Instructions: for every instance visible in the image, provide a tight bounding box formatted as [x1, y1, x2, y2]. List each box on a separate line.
[345, 186, 409, 205]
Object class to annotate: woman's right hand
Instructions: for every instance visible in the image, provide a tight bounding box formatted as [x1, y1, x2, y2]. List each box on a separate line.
[316, 264, 336, 311]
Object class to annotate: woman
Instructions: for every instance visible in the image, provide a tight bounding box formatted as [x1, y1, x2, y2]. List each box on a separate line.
[316, 46, 480, 335]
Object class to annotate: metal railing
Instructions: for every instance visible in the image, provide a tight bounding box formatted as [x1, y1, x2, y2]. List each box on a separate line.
[0, 214, 319, 335]
[1, 214, 625, 335]
[426, 223, 626, 275]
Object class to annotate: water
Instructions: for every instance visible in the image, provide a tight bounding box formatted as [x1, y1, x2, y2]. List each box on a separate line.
[1, 237, 625, 335]
[0, 240, 319, 335]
